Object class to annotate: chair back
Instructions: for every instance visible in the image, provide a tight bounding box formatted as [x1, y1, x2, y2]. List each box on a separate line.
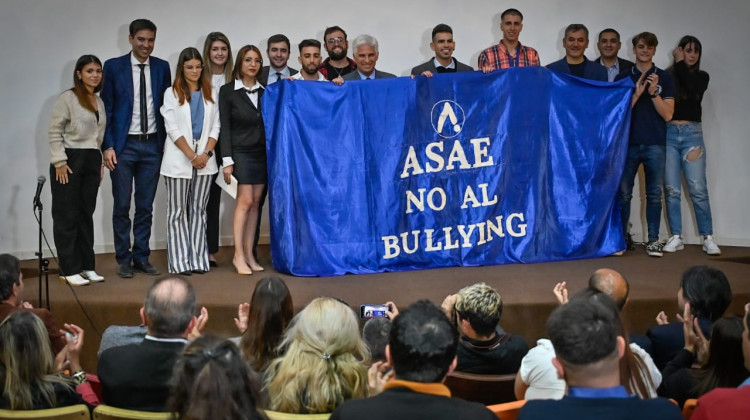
[487, 400, 526, 420]
[93, 405, 171, 420]
[444, 371, 518, 405]
[682, 399, 698, 420]
[263, 410, 331, 420]
[0, 404, 90, 420]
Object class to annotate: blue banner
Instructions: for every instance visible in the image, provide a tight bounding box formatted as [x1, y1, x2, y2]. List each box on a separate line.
[263, 67, 633, 276]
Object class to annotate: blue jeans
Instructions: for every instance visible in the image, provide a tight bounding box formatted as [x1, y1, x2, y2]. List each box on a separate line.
[664, 122, 714, 236]
[619, 145, 665, 243]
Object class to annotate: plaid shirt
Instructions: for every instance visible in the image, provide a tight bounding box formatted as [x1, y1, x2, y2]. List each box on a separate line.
[478, 41, 540, 71]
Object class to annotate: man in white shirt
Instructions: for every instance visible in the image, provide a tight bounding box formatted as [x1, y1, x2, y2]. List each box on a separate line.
[596, 28, 634, 82]
[292, 39, 327, 81]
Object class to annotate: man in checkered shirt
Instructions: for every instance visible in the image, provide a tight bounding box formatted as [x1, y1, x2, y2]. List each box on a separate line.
[478, 8, 540, 72]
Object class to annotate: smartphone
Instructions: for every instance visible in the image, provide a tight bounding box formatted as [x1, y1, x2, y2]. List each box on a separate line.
[360, 304, 390, 320]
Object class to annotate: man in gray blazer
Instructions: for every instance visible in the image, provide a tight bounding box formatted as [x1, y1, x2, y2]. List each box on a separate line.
[411, 24, 474, 77]
[333, 35, 396, 84]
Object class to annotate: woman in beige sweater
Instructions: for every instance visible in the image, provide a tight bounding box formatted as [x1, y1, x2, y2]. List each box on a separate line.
[48, 55, 106, 286]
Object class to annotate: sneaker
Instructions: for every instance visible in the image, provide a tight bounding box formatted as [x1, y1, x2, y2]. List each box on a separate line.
[703, 235, 721, 255]
[646, 241, 664, 257]
[663, 235, 684, 253]
[81, 270, 104, 282]
[59, 274, 90, 286]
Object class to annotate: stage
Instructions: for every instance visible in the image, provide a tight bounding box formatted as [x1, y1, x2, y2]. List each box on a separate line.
[21, 243, 750, 372]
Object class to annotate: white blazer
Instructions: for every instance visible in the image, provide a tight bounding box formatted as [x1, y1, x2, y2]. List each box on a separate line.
[160, 87, 220, 178]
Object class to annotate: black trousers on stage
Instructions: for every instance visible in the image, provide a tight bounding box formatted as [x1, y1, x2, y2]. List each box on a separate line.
[50, 148, 101, 276]
[206, 172, 221, 255]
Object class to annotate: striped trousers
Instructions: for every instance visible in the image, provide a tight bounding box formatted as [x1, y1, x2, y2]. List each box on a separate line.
[164, 172, 213, 273]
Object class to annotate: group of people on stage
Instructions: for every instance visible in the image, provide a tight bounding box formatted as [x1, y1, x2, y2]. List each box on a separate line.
[48, 9, 720, 284]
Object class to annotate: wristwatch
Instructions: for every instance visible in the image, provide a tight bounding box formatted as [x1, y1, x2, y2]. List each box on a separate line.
[205, 150, 214, 157]
[650, 85, 662, 98]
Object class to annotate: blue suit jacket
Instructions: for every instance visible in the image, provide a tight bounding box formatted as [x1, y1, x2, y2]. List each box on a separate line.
[101, 53, 171, 154]
[546, 57, 608, 82]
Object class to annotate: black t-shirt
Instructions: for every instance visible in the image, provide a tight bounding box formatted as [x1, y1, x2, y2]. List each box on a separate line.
[569, 62, 586, 78]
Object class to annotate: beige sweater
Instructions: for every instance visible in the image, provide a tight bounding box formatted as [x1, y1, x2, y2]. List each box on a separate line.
[48, 90, 105, 167]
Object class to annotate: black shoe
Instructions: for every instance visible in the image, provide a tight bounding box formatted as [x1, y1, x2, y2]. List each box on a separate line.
[208, 260, 218, 268]
[117, 263, 134, 278]
[178, 270, 192, 276]
[625, 233, 636, 251]
[133, 261, 161, 275]
[192, 269, 207, 274]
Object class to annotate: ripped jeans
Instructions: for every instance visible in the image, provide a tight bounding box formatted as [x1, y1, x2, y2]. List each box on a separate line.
[664, 122, 714, 236]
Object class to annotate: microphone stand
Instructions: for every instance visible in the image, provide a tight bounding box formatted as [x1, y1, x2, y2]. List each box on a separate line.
[33, 195, 50, 310]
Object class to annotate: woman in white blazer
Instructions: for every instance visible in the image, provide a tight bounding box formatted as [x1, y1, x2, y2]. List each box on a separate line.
[160, 47, 220, 274]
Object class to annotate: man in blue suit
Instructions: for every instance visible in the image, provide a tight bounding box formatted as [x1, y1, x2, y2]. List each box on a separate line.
[546, 24, 607, 81]
[101, 19, 171, 278]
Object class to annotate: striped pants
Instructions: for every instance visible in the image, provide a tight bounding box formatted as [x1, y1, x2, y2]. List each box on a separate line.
[165, 173, 213, 273]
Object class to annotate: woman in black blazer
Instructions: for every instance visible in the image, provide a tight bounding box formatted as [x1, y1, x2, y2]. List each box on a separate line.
[219, 45, 266, 275]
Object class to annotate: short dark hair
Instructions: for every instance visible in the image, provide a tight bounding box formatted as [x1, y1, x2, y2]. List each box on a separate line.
[363, 317, 391, 363]
[0, 254, 21, 301]
[548, 294, 619, 366]
[501, 8, 523, 21]
[681, 266, 732, 321]
[144, 276, 196, 338]
[129, 19, 156, 37]
[632, 32, 658, 47]
[598, 28, 621, 42]
[324, 26, 347, 41]
[389, 300, 458, 383]
[564, 23, 589, 39]
[298, 39, 321, 53]
[431, 24, 453, 40]
[267, 34, 291, 51]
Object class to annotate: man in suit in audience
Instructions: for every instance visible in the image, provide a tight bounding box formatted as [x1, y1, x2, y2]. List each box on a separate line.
[478, 8, 540, 72]
[259, 34, 298, 86]
[330, 300, 496, 420]
[97, 276, 207, 411]
[519, 297, 682, 420]
[546, 24, 607, 81]
[691, 302, 750, 419]
[596, 28, 634, 82]
[441, 283, 528, 374]
[333, 35, 396, 84]
[411, 24, 474, 77]
[101, 18, 171, 278]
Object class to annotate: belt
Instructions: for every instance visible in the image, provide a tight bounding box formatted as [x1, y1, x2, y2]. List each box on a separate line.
[127, 133, 157, 141]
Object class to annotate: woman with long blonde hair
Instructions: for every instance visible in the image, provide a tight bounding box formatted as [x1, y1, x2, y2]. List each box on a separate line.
[264, 297, 370, 413]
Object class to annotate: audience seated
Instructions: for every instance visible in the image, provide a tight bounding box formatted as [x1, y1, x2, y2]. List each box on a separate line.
[659, 314, 748, 406]
[0, 311, 97, 409]
[330, 300, 496, 420]
[97, 325, 148, 357]
[690, 303, 750, 420]
[264, 297, 369, 414]
[169, 334, 265, 420]
[362, 316, 391, 364]
[647, 266, 732, 370]
[97, 276, 208, 411]
[518, 294, 682, 420]
[440, 283, 528, 374]
[235, 276, 294, 372]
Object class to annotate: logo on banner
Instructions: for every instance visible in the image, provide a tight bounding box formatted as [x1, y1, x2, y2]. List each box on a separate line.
[431, 100, 465, 138]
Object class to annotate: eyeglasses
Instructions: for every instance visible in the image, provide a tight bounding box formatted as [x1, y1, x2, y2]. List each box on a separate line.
[326, 37, 345, 45]
[184, 65, 203, 71]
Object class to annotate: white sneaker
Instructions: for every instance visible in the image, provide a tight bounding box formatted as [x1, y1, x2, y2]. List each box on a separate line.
[60, 274, 90, 286]
[81, 270, 104, 282]
[663, 235, 684, 253]
[703, 235, 721, 255]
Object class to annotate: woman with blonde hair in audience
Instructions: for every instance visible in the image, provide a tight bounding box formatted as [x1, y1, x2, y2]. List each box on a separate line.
[169, 335, 266, 420]
[264, 297, 370, 414]
[0, 311, 97, 409]
[201, 32, 233, 267]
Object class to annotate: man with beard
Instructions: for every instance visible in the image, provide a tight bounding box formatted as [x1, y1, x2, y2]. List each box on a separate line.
[596, 28, 634, 82]
[546, 24, 607, 81]
[292, 40, 327, 81]
[319, 26, 357, 81]
[259, 34, 298, 86]
[411, 24, 474, 77]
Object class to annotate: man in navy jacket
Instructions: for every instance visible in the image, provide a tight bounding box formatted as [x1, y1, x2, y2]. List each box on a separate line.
[546, 23, 607, 81]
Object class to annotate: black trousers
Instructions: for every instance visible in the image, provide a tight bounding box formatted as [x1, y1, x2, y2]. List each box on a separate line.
[50, 149, 101, 276]
[206, 172, 221, 254]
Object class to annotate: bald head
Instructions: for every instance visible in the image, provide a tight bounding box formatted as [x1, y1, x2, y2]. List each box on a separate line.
[588, 269, 629, 311]
[143, 276, 196, 338]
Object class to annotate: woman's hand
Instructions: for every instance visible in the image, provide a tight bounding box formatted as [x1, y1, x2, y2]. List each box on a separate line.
[672, 46, 684, 62]
[191, 153, 209, 170]
[55, 164, 73, 184]
[60, 323, 84, 372]
[234, 302, 250, 332]
[223, 165, 233, 184]
[553, 282, 569, 305]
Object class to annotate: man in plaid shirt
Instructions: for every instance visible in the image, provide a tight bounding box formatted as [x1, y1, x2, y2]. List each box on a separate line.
[478, 8, 540, 72]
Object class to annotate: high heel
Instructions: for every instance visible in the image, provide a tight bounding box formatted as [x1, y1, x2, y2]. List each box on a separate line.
[233, 257, 253, 275]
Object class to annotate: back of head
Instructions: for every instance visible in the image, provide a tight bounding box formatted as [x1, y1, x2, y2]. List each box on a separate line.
[240, 276, 294, 371]
[681, 266, 732, 321]
[455, 282, 502, 336]
[588, 268, 629, 311]
[362, 317, 391, 363]
[389, 300, 458, 383]
[693, 316, 749, 394]
[264, 297, 369, 413]
[0, 254, 21, 302]
[170, 335, 263, 420]
[144, 276, 196, 338]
